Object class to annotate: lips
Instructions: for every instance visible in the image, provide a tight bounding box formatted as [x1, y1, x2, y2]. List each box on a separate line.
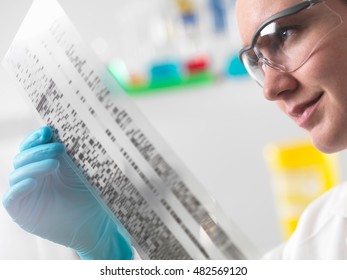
[288, 93, 323, 128]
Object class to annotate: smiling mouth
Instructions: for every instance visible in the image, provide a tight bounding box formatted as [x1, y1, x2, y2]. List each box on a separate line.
[289, 93, 323, 127]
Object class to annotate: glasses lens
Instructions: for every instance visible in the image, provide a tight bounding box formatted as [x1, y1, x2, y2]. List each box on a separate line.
[241, 51, 265, 86]
[242, 2, 342, 86]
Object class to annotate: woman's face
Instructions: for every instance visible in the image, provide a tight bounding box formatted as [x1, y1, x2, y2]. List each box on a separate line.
[236, 0, 347, 153]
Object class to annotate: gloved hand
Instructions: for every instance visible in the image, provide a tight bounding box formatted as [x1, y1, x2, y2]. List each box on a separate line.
[3, 126, 133, 260]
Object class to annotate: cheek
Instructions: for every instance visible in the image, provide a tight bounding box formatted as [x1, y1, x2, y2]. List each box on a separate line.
[307, 34, 347, 81]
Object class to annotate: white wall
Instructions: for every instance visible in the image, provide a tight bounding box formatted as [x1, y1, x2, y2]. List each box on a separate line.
[1, 0, 346, 259]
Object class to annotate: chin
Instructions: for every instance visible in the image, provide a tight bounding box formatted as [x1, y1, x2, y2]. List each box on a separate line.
[312, 142, 337, 154]
[311, 133, 345, 154]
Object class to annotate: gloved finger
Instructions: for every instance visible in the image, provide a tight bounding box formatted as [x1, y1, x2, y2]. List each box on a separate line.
[2, 178, 37, 219]
[19, 126, 53, 152]
[9, 158, 59, 186]
[13, 142, 65, 169]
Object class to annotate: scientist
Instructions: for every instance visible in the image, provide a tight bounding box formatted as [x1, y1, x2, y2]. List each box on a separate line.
[3, 0, 347, 259]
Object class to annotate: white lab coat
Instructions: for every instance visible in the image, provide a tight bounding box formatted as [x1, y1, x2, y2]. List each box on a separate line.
[264, 182, 347, 259]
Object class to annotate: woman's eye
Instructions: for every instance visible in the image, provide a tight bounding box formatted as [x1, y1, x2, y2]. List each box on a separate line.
[276, 26, 298, 43]
[278, 27, 296, 42]
[267, 26, 298, 52]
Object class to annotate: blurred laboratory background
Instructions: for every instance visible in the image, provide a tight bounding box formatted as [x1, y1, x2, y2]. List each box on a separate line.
[1, 0, 346, 259]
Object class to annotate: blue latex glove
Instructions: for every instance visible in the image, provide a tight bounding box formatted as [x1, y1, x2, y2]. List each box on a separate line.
[3, 126, 133, 260]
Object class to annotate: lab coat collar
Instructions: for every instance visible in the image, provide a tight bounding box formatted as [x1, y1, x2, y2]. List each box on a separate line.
[329, 182, 347, 218]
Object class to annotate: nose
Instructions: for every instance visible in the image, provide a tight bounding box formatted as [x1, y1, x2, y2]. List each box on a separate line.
[262, 65, 298, 101]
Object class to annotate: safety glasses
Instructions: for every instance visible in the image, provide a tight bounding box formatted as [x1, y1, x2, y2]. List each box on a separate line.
[239, 0, 343, 87]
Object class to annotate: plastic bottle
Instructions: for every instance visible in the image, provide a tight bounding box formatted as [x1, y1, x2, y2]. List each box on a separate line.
[264, 139, 340, 240]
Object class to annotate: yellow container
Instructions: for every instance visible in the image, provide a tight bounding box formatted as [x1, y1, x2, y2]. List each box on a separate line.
[264, 139, 340, 240]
